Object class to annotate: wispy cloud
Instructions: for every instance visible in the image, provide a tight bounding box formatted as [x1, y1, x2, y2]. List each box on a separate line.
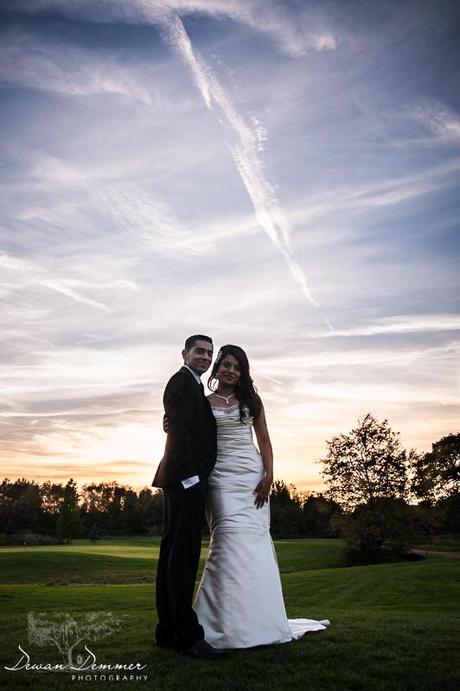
[316, 314, 460, 338]
[0, 31, 155, 104]
[8, 0, 338, 58]
[253, 341, 460, 371]
[2, 1, 338, 324]
[311, 33, 337, 51]
[408, 101, 460, 144]
[290, 156, 460, 231]
[0, 253, 111, 312]
[2, 146, 252, 258]
[161, 12, 334, 329]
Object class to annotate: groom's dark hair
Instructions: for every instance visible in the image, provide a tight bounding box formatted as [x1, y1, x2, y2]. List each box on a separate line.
[184, 334, 213, 351]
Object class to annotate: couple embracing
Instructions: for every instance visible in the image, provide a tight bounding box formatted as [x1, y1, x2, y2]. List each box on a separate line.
[152, 335, 330, 659]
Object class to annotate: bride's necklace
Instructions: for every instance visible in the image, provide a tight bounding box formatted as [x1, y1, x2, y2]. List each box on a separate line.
[214, 392, 235, 405]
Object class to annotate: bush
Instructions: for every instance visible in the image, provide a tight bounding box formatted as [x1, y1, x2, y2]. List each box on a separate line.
[341, 546, 425, 566]
[337, 497, 416, 561]
[0, 532, 60, 546]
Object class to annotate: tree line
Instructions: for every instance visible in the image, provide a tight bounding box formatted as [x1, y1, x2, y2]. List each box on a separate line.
[1, 414, 458, 561]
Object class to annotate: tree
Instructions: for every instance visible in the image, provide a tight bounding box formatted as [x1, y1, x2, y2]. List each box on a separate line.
[115, 487, 143, 533]
[40, 481, 65, 532]
[321, 413, 415, 511]
[270, 480, 292, 503]
[56, 479, 82, 543]
[5, 516, 15, 536]
[0, 480, 42, 532]
[269, 480, 303, 537]
[138, 488, 164, 535]
[411, 433, 460, 503]
[87, 522, 99, 543]
[79, 481, 139, 534]
[320, 414, 418, 559]
[301, 494, 341, 537]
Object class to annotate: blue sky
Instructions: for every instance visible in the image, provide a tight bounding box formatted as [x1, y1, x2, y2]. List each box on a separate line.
[1, 0, 459, 491]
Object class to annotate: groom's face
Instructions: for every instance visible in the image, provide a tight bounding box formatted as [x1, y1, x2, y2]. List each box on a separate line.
[182, 339, 213, 375]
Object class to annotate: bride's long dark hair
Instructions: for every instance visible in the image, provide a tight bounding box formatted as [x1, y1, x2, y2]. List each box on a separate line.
[208, 344, 262, 422]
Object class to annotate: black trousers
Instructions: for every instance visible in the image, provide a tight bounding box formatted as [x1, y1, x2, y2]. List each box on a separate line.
[155, 479, 207, 651]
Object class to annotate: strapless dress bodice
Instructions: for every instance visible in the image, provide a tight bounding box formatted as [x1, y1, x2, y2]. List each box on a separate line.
[211, 404, 254, 456]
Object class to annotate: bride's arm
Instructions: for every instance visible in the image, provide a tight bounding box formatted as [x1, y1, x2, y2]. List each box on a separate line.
[253, 404, 274, 509]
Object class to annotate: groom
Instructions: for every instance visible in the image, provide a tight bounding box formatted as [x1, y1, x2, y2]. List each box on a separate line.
[152, 335, 225, 659]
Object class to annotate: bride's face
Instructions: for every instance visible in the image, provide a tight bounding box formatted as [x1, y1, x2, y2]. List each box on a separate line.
[216, 354, 241, 387]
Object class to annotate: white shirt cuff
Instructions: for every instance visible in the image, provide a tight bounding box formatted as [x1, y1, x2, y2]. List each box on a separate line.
[181, 475, 200, 489]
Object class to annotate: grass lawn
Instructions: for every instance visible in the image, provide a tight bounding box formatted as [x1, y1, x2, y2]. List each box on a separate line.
[0, 538, 458, 691]
[0, 538, 345, 584]
[414, 535, 460, 552]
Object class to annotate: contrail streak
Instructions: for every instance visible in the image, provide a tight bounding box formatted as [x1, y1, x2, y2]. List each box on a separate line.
[0, 253, 110, 312]
[162, 12, 334, 331]
[37, 280, 111, 312]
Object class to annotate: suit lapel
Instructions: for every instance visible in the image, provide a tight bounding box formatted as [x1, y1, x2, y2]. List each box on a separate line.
[180, 365, 199, 383]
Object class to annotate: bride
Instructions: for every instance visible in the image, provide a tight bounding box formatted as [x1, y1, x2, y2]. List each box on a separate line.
[193, 344, 330, 649]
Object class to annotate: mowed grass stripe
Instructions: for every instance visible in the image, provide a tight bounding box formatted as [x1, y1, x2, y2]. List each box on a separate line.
[0, 539, 346, 584]
[0, 558, 457, 611]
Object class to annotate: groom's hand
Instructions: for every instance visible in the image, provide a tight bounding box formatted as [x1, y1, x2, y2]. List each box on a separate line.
[163, 414, 169, 433]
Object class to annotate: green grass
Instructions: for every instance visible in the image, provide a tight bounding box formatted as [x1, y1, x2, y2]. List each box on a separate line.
[0, 539, 458, 691]
[414, 535, 460, 552]
[0, 538, 345, 584]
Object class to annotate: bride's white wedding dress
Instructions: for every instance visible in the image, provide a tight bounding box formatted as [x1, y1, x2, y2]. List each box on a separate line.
[193, 403, 330, 649]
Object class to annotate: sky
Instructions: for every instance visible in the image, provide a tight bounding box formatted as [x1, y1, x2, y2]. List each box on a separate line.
[1, 0, 459, 493]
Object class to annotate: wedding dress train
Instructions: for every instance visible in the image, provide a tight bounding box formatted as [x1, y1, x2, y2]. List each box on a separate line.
[193, 404, 330, 649]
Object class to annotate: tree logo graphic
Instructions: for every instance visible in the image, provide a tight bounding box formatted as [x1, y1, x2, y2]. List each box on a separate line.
[27, 611, 127, 669]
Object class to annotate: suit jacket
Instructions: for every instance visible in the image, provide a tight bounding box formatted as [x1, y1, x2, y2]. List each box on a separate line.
[152, 366, 217, 488]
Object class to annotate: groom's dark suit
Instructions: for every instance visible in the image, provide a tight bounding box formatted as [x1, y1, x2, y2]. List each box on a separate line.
[152, 366, 217, 651]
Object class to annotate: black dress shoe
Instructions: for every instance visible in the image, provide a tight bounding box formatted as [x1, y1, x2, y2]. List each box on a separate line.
[183, 639, 229, 659]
